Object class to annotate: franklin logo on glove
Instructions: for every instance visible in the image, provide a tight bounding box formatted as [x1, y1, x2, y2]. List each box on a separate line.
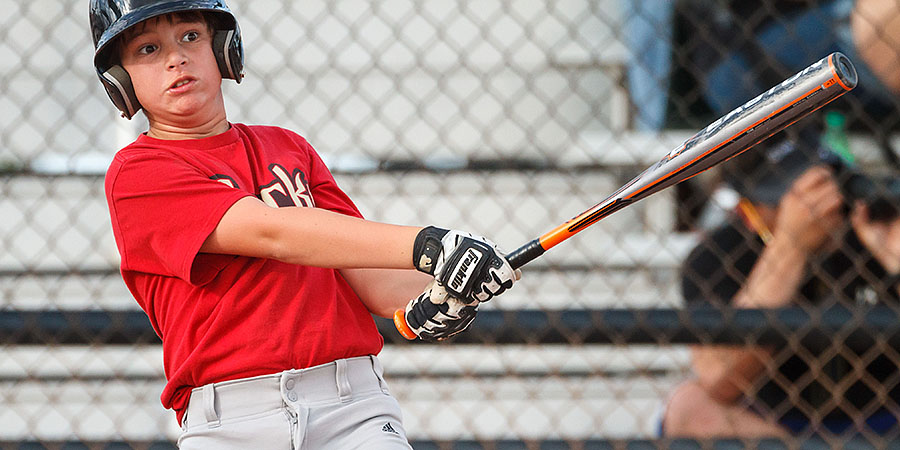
[449, 248, 484, 292]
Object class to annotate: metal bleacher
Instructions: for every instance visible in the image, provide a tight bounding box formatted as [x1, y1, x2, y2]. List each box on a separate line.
[4, 133, 898, 442]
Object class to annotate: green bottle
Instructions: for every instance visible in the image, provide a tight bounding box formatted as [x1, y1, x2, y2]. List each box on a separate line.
[821, 110, 855, 165]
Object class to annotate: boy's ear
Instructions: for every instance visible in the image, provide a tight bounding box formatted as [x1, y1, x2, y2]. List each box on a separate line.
[213, 29, 243, 83]
[100, 65, 142, 119]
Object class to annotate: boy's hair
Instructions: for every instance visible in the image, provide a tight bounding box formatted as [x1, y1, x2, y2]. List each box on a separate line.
[110, 11, 214, 66]
[89, 0, 243, 119]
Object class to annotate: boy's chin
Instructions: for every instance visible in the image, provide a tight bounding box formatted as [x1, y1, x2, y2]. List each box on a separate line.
[153, 103, 222, 121]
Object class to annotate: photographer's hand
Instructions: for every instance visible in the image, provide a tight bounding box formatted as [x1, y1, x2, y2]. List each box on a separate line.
[732, 167, 843, 309]
[851, 201, 900, 275]
[774, 167, 845, 254]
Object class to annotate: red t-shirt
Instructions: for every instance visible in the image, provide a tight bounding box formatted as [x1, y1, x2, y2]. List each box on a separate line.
[105, 123, 383, 423]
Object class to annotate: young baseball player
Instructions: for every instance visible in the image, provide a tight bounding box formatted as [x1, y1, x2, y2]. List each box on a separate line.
[89, 1, 518, 447]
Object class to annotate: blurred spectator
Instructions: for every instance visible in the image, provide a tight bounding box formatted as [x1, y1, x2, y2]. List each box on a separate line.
[659, 1, 900, 437]
[852, 0, 900, 96]
[676, 0, 900, 167]
[624, 2, 675, 131]
[681, 0, 899, 118]
[625, 0, 900, 230]
[663, 142, 900, 437]
[626, 0, 900, 132]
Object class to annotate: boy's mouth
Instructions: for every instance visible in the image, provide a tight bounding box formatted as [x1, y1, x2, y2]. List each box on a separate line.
[168, 76, 196, 92]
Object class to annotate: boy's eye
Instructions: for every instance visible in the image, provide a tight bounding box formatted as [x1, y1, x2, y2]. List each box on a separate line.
[183, 31, 200, 42]
[138, 44, 157, 55]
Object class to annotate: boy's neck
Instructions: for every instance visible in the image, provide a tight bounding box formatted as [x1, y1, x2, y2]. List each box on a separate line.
[146, 117, 231, 140]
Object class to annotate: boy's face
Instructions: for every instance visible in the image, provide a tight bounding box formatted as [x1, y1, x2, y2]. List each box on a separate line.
[119, 14, 224, 125]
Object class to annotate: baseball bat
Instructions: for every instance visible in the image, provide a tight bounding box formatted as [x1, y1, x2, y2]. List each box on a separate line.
[394, 52, 857, 340]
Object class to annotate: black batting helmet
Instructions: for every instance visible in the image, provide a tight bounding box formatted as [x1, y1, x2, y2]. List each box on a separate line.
[90, 0, 244, 119]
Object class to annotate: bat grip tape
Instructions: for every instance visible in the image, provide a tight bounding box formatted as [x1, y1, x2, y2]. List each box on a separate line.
[505, 238, 545, 269]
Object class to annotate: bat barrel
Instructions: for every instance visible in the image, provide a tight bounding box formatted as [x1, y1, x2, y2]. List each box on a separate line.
[586, 52, 857, 212]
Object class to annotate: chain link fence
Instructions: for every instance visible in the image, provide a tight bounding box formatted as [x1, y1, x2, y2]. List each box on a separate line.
[2, 0, 900, 447]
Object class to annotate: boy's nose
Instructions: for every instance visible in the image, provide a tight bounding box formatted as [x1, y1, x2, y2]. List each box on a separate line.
[166, 48, 189, 69]
[168, 58, 187, 69]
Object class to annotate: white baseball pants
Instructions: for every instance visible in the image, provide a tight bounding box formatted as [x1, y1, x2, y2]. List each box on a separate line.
[177, 355, 412, 449]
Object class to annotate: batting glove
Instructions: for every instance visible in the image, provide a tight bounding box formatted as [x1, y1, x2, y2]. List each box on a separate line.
[412, 226, 518, 303]
[403, 281, 478, 341]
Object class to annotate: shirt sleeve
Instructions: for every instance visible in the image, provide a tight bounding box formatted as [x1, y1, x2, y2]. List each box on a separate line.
[106, 151, 251, 285]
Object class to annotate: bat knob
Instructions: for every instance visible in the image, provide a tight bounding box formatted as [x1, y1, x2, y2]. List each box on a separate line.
[394, 309, 418, 340]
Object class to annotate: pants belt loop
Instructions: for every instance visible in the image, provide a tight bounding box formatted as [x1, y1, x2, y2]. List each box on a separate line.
[202, 384, 221, 428]
[370, 355, 389, 394]
[335, 359, 352, 403]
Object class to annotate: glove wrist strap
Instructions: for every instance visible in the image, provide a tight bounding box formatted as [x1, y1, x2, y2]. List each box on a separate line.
[413, 226, 449, 275]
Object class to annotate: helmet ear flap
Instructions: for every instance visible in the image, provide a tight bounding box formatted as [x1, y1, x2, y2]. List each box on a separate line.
[100, 65, 141, 119]
[213, 28, 243, 83]
[97, 30, 241, 120]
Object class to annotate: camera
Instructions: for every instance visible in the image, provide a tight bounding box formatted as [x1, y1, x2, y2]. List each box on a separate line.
[824, 151, 900, 222]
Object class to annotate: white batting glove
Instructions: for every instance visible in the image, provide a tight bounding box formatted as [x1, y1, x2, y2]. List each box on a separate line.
[403, 281, 479, 341]
[412, 226, 518, 303]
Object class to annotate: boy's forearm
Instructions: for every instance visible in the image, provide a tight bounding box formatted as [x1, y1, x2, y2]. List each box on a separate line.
[340, 268, 432, 318]
[203, 196, 422, 269]
[268, 207, 420, 268]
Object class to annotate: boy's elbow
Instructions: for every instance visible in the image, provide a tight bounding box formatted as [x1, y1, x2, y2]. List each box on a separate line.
[205, 197, 303, 263]
[366, 304, 396, 320]
[255, 227, 290, 261]
[253, 217, 311, 264]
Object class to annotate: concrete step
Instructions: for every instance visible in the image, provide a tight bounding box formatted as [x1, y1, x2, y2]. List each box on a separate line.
[0, 372, 684, 440]
[0, 345, 690, 381]
[238, 0, 627, 73]
[7, 1, 627, 75]
[0, 176, 118, 272]
[27, 129, 900, 176]
[0, 263, 687, 312]
[0, 172, 686, 272]
[6, 0, 631, 164]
